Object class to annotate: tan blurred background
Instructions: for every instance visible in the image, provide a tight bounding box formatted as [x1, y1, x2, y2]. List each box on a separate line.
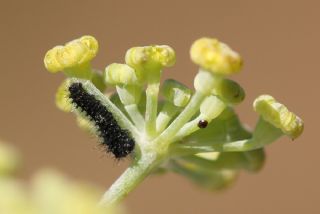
[0, 0, 318, 213]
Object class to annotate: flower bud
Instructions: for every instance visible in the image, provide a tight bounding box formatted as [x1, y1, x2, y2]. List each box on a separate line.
[162, 79, 192, 107]
[44, 35, 98, 73]
[254, 95, 304, 139]
[194, 70, 220, 95]
[125, 45, 176, 72]
[213, 79, 245, 104]
[104, 63, 139, 85]
[190, 38, 242, 75]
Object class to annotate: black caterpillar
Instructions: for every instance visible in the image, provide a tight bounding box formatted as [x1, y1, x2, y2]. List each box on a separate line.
[68, 82, 135, 158]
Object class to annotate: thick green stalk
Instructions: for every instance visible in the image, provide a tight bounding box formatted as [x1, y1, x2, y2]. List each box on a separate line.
[99, 150, 163, 207]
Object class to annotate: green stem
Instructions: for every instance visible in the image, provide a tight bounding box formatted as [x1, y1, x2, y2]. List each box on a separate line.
[222, 117, 283, 151]
[115, 85, 145, 131]
[152, 91, 207, 146]
[173, 100, 226, 141]
[124, 104, 145, 131]
[145, 72, 161, 138]
[63, 62, 93, 80]
[156, 103, 179, 134]
[99, 152, 162, 207]
[173, 115, 203, 141]
[171, 118, 284, 156]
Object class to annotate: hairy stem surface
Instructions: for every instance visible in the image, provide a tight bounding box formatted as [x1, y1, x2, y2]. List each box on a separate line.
[99, 151, 162, 207]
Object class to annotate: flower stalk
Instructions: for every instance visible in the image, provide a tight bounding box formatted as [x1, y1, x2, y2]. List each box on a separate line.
[100, 149, 163, 206]
[144, 71, 161, 138]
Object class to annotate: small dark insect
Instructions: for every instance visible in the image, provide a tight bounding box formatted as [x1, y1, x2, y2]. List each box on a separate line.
[197, 119, 208, 128]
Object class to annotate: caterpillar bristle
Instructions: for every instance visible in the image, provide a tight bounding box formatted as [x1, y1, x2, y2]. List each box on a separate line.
[68, 82, 135, 159]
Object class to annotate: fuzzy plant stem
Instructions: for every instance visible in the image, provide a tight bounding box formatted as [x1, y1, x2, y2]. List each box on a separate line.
[99, 151, 162, 207]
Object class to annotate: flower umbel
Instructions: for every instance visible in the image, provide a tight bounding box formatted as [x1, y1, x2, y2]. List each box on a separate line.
[44, 36, 304, 207]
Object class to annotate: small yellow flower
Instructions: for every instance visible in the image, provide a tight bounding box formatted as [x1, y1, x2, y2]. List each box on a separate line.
[254, 95, 304, 139]
[125, 45, 176, 73]
[44, 36, 98, 73]
[190, 37, 243, 75]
